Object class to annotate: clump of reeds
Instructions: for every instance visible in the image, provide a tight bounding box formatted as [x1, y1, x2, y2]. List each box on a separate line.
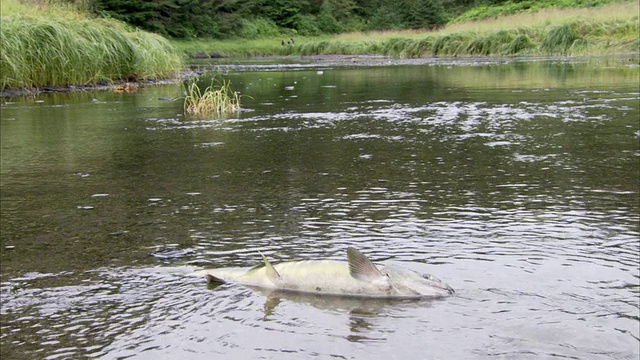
[182, 78, 241, 118]
[126, 28, 183, 80]
[541, 24, 585, 54]
[507, 34, 534, 54]
[431, 33, 468, 56]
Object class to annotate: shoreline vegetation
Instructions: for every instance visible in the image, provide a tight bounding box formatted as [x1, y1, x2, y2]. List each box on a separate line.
[0, 0, 183, 93]
[1, 0, 638, 96]
[174, 2, 639, 58]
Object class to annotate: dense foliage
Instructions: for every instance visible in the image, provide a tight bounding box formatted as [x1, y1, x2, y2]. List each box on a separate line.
[93, 0, 606, 39]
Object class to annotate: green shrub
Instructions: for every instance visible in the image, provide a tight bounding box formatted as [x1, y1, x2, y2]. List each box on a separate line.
[368, 4, 406, 30]
[239, 17, 282, 39]
[291, 14, 322, 36]
[541, 24, 583, 53]
[431, 33, 469, 55]
[507, 34, 533, 54]
[403, 0, 448, 30]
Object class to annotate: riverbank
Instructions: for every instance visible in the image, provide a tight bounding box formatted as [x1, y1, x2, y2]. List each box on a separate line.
[1, 0, 637, 98]
[0, 0, 183, 93]
[174, 1, 639, 58]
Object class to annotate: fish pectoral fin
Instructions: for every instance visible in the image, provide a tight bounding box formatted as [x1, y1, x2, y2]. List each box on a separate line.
[260, 252, 281, 283]
[347, 247, 385, 281]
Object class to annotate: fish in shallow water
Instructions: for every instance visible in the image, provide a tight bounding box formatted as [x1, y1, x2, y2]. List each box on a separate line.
[196, 248, 454, 299]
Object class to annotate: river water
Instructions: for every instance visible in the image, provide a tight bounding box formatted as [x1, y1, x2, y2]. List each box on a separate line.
[1, 56, 638, 359]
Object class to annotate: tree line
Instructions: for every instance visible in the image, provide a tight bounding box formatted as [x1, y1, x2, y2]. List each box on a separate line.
[89, 0, 614, 39]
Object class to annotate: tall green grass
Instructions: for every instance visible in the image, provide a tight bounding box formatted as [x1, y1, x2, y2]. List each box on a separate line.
[1, 1, 183, 91]
[451, 0, 618, 23]
[174, 1, 638, 59]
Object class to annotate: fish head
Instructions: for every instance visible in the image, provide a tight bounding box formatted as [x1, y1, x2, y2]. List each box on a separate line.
[381, 264, 454, 297]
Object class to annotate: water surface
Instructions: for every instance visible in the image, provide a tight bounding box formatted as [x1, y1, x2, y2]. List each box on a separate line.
[1, 56, 639, 359]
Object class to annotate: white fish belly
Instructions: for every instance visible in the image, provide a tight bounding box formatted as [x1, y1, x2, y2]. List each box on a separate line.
[275, 261, 376, 295]
[201, 260, 397, 297]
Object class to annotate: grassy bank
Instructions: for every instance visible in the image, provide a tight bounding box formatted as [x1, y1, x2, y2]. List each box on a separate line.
[173, 1, 638, 58]
[0, 0, 183, 91]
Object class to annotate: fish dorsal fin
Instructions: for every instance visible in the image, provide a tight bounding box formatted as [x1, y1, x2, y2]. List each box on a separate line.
[260, 252, 281, 283]
[347, 248, 384, 281]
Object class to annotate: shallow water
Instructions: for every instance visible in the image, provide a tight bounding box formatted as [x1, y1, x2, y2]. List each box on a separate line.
[1, 56, 639, 359]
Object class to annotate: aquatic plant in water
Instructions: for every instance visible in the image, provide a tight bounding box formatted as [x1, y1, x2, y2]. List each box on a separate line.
[182, 78, 240, 118]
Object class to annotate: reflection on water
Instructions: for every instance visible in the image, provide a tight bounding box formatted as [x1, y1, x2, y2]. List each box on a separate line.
[1, 56, 638, 359]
